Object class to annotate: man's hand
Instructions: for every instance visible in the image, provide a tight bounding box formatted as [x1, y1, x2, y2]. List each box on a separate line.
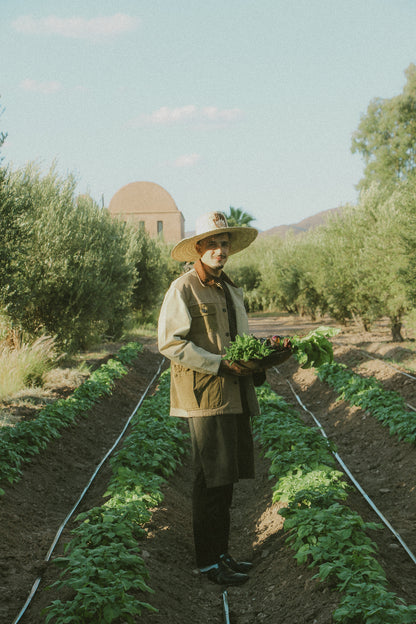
[219, 359, 263, 377]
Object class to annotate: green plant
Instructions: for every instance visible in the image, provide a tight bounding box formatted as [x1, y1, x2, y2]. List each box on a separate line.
[0, 343, 143, 494]
[44, 370, 189, 623]
[291, 326, 339, 368]
[223, 326, 338, 369]
[317, 361, 416, 443]
[223, 333, 275, 362]
[254, 383, 416, 623]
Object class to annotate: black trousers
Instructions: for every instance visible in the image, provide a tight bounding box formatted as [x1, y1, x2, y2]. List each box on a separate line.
[188, 413, 254, 568]
[192, 467, 233, 567]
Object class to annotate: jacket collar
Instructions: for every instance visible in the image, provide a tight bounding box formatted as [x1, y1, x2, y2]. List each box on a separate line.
[194, 258, 237, 288]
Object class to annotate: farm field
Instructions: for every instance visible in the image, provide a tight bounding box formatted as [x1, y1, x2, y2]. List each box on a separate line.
[1, 315, 416, 623]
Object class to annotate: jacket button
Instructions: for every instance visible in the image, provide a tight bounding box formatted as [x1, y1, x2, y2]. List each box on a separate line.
[226, 332, 230, 337]
[223, 308, 226, 312]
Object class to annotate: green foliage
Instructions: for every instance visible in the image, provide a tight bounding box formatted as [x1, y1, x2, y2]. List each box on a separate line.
[224, 326, 337, 369]
[291, 326, 339, 369]
[0, 96, 7, 159]
[254, 383, 416, 623]
[0, 164, 138, 350]
[393, 174, 416, 307]
[226, 235, 286, 312]
[352, 63, 416, 191]
[128, 227, 167, 314]
[225, 206, 256, 227]
[0, 166, 35, 296]
[44, 370, 189, 623]
[0, 343, 142, 490]
[317, 361, 416, 443]
[223, 333, 274, 362]
[226, 263, 261, 291]
[254, 184, 411, 338]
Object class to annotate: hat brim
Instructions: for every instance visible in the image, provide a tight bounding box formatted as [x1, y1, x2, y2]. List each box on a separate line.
[171, 226, 258, 262]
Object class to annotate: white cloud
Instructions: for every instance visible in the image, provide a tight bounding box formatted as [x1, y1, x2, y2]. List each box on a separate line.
[172, 153, 201, 168]
[201, 106, 243, 122]
[20, 78, 62, 94]
[12, 14, 140, 40]
[134, 105, 243, 127]
[148, 105, 198, 125]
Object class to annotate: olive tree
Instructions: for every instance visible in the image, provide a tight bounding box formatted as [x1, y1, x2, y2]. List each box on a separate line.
[2, 164, 137, 350]
[352, 63, 416, 191]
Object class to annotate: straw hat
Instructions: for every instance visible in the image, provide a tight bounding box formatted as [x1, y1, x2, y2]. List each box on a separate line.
[171, 211, 258, 262]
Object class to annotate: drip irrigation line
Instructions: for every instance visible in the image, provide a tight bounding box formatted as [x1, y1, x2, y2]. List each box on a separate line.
[359, 350, 416, 382]
[332, 340, 416, 382]
[325, 344, 416, 419]
[11, 358, 165, 624]
[222, 590, 231, 624]
[279, 371, 416, 567]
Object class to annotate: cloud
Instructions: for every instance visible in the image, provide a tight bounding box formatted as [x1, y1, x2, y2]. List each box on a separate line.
[133, 105, 243, 127]
[172, 153, 201, 168]
[12, 14, 140, 40]
[20, 78, 62, 94]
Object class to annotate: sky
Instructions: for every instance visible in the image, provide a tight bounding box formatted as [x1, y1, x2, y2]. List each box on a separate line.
[1, 0, 416, 233]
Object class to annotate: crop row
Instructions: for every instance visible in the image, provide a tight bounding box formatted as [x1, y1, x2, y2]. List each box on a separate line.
[45, 370, 189, 623]
[253, 383, 416, 623]
[0, 342, 143, 495]
[317, 361, 416, 443]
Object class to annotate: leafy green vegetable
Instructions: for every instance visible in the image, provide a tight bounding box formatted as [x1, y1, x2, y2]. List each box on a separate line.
[44, 370, 189, 623]
[223, 333, 275, 362]
[291, 326, 340, 369]
[254, 383, 416, 623]
[223, 326, 339, 369]
[0, 343, 143, 491]
[318, 361, 416, 443]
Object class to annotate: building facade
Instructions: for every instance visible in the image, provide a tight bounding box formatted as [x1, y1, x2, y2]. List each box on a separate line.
[108, 181, 185, 243]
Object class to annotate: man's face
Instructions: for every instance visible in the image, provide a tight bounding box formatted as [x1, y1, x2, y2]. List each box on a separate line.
[196, 233, 231, 274]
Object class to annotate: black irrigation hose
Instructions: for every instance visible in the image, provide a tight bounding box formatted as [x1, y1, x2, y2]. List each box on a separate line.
[273, 367, 416, 567]
[11, 358, 165, 624]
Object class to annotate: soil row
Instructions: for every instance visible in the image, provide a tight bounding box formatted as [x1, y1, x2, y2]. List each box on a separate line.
[1, 323, 416, 623]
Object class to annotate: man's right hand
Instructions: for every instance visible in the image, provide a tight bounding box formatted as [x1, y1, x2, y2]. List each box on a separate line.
[219, 359, 262, 377]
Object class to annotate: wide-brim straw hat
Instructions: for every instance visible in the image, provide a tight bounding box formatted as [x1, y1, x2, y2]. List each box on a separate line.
[171, 211, 258, 262]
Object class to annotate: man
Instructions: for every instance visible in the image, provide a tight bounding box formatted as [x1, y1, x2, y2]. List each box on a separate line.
[157, 211, 264, 586]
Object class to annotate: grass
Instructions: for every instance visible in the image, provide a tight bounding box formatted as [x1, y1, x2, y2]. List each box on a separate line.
[122, 321, 158, 341]
[0, 334, 57, 401]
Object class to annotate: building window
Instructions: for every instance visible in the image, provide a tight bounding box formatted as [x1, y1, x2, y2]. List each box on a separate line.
[157, 220, 163, 236]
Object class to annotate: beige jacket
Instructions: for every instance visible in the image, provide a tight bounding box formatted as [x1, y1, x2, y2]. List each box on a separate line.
[158, 260, 260, 418]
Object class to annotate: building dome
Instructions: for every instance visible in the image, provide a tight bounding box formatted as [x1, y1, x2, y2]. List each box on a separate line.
[108, 181, 184, 243]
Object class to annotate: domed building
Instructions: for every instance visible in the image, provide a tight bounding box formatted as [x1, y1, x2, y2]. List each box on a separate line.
[108, 181, 185, 243]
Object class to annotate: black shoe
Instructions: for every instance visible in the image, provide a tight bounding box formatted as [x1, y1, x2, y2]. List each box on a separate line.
[220, 553, 253, 574]
[204, 560, 249, 586]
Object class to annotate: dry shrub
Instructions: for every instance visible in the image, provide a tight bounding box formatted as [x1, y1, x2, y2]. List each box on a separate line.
[0, 335, 57, 401]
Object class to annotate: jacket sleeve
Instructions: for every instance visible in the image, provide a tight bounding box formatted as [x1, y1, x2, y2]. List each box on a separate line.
[157, 284, 222, 375]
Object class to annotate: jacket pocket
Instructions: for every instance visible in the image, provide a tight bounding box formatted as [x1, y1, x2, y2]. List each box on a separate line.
[193, 372, 223, 409]
[189, 302, 218, 334]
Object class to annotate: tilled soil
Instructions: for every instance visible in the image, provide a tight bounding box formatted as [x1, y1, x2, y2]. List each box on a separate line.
[1, 316, 416, 623]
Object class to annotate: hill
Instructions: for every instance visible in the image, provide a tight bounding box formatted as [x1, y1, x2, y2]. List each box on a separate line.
[259, 206, 342, 237]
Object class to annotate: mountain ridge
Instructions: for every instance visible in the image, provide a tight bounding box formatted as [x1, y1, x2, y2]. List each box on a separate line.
[184, 206, 343, 239]
[258, 206, 342, 237]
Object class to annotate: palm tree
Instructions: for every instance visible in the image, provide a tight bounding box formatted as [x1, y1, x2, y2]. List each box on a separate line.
[226, 206, 255, 227]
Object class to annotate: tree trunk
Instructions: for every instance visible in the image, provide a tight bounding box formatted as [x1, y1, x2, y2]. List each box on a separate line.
[391, 318, 404, 342]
